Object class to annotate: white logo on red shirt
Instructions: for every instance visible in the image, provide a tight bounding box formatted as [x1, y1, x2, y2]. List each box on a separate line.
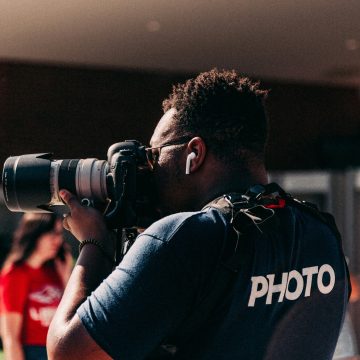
[29, 285, 62, 304]
[29, 306, 57, 327]
[28, 285, 63, 327]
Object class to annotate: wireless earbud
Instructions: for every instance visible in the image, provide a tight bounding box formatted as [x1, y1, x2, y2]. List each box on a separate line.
[186, 152, 196, 174]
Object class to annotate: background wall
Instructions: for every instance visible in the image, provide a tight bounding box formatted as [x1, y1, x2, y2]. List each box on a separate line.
[0, 62, 360, 170]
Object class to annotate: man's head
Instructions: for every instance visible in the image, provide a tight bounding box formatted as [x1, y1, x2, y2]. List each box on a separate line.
[149, 68, 269, 214]
[162, 68, 269, 163]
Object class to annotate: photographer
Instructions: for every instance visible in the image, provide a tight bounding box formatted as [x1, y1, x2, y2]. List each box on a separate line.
[47, 69, 350, 360]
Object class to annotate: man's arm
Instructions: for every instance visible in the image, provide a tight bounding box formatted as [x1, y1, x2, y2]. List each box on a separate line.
[54, 244, 74, 287]
[47, 190, 114, 360]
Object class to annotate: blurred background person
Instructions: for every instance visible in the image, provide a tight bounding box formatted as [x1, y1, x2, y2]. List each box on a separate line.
[0, 213, 73, 360]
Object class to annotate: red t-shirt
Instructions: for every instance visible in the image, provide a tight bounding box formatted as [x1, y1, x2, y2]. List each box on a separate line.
[0, 262, 64, 346]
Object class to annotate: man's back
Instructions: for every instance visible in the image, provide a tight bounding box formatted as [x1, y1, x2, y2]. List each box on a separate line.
[76, 202, 349, 360]
[196, 204, 349, 360]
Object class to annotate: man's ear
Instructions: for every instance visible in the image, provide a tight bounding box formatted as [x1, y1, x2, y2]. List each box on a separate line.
[185, 137, 206, 174]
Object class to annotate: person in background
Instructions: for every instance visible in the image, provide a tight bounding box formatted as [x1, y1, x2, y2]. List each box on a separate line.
[0, 213, 73, 360]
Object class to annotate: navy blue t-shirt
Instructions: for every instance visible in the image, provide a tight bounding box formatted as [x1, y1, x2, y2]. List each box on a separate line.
[77, 205, 349, 360]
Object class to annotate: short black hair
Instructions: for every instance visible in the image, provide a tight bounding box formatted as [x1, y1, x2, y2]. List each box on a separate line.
[163, 68, 269, 162]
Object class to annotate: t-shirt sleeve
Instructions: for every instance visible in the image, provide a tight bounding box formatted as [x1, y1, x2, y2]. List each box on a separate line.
[77, 211, 225, 359]
[1, 267, 29, 314]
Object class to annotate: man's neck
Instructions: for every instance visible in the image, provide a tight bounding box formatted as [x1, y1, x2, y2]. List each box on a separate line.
[195, 164, 269, 210]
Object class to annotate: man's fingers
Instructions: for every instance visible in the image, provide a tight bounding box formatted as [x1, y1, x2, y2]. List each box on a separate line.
[59, 189, 80, 211]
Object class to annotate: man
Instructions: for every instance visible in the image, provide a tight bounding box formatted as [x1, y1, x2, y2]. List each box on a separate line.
[47, 69, 349, 359]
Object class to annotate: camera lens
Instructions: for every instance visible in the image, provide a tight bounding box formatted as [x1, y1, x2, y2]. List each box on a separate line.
[2, 153, 109, 212]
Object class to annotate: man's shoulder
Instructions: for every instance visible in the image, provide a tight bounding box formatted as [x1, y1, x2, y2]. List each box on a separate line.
[285, 202, 339, 235]
[142, 208, 228, 244]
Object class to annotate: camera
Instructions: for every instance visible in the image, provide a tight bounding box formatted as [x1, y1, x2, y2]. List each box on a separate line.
[2, 140, 157, 229]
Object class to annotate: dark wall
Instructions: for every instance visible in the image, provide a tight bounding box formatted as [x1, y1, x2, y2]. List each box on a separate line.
[0, 62, 360, 171]
[0, 62, 189, 165]
[264, 81, 360, 169]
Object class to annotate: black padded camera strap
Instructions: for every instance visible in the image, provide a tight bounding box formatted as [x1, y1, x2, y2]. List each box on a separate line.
[201, 183, 290, 272]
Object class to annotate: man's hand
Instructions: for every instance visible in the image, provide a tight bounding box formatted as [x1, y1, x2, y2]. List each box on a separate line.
[60, 189, 109, 242]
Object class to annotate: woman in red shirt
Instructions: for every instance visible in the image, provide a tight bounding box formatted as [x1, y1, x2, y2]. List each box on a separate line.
[0, 213, 73, 360]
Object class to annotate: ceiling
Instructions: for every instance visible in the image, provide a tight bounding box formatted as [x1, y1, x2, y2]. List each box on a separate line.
[0, 0, 360, 87]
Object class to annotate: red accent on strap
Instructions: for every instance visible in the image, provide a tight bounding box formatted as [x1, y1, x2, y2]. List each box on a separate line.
[265, 198, 286, 209]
